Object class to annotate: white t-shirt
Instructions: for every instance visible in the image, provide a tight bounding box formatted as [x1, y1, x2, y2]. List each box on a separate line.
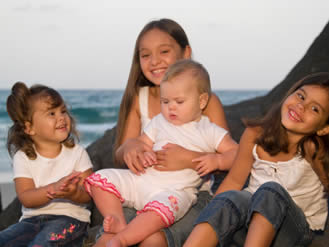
[13, 144, 93, 223]
[245, 145, 328, 230]
[144, 114, 228, 191]
[145, 114, 227, 153]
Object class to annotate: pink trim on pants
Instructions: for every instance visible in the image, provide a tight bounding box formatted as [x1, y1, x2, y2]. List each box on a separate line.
[137, 200, 175, 227]
[84, 173, 125, 203]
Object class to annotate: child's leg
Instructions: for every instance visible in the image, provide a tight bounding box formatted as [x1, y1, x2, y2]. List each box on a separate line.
[85, 170, 134, 234]
[0, 218, 38, 246]
[31, 215, 88, 247]
[90, 186, 127, 233]
[244, 212, 275, 247]
[108, 211, 166, 247]
[246, 182, 313, 247]
[184, 190, 252, 247]
[93, 233, 115, 247]
[139, 231, 168, 247]
[183, 222, 219, 247]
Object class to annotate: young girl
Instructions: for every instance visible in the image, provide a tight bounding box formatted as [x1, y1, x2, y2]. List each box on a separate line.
[112, 18, 230, 247]
[183, 72, 329, 247]
[85, 59, 238, 247]
[0, 82, 93, 246]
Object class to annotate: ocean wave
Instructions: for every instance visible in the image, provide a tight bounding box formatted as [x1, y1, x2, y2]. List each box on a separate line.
[71, 106, 118, 124]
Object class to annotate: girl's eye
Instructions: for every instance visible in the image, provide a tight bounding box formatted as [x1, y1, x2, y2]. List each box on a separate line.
[177, 101, 184, 104]
[61, 109, 67, 114]
[296, 92, 305, 100]
[49, 111, 55, 116]
[140, 54, 150, 59]
[161, 49, 169, 54]
[311, 106, 319, 113]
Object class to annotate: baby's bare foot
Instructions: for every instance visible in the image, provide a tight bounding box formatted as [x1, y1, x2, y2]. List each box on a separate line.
[103, 215, 126, 234]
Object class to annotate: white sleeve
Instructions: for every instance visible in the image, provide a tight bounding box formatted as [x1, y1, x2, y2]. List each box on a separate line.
[206, 122, 228, 151]
[74, 145, 93, 172]
[13, 151, 32, 179]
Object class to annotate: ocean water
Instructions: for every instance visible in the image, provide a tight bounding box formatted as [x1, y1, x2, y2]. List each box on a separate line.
[0, 89, 267, 182]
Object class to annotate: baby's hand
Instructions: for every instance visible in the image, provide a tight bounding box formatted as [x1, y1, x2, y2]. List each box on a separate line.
[193, 154, 219, 177]
[143, 151, 157, 167]
[47, 171, 81, 199]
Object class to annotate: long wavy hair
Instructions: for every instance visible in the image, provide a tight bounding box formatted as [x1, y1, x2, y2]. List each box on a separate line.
[114, 18, 191, 153]
[6, 82, 79, 160]
[246, 72, 329, 191]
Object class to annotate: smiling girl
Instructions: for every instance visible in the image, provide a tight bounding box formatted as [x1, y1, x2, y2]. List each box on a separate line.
[0, 82, 93, 247]
[184, 72, 329, 247]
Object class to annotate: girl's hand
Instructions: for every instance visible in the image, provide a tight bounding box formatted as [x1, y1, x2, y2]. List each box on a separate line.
[193, 154, 220, 177]
[155, 143, 198, 171]
[122, 138, 153, 175]
[47, 171, 81, 199]
[143, 151, 157, 167]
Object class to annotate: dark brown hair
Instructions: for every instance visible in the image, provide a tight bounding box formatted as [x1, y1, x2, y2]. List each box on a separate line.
[114, 18, 191, 153]
[246, 72, 329, 190]
[6, 82, 78, 159]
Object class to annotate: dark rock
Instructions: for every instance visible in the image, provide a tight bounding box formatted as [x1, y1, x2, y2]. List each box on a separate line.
[1, 21, 329, 246]
[0, 198, 21, 231]
[225, 20, 329, 141]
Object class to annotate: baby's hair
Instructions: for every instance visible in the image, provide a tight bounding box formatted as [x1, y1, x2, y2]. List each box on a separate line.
[162, 59, 211, 97]
[114, 18, 191, 153]
[6, 82, 78, 159]
[246, 72, 329, 190]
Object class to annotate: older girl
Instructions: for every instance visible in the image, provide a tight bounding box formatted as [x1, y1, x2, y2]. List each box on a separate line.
[110, 18, 230, 247]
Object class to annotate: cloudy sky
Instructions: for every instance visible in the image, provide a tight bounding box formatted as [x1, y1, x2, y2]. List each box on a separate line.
[1, 0, 328, 90]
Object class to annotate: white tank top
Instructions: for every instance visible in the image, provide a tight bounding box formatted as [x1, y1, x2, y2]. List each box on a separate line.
[245, 145, 328, 230]
[139, 86, 152, 132]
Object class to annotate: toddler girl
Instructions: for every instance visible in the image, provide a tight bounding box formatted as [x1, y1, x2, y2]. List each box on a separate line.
[0, 82, 93, 246]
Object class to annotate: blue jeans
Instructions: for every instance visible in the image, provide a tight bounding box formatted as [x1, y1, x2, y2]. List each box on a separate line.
[0, 215, 88, 247]
[195, 182, 314, 247]
[96, 190, 212, 247]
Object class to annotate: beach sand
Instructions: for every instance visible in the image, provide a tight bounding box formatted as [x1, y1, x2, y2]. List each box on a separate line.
[0, 182, 16, 210]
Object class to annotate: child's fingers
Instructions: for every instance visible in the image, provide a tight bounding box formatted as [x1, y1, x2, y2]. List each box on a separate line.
[47, 191, 55, 199]
[192, 157, 203, 163]
[66, 171, 82, 182]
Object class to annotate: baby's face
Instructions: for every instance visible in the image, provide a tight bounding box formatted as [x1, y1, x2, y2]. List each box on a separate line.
[160, 72, 203, 125]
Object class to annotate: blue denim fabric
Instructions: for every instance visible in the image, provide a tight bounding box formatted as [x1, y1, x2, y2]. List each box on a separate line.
[195, 182, 314, 247]
[0, 215, 88, 247]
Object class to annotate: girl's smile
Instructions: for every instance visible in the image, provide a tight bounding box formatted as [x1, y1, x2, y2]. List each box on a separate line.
[287, 108, 302, 122]
[139, 28, 190, 86]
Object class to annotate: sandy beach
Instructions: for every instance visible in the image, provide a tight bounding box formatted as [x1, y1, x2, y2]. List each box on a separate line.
[0, 182, 16, 210]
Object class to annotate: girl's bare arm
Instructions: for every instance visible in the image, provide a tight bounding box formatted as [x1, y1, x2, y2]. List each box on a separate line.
[215, 127, 257, 195]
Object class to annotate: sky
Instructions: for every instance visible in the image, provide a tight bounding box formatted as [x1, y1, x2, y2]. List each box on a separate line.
[1, 0, 328, 90]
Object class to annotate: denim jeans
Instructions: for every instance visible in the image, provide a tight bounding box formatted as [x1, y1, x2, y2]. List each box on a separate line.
[0, 215, 88, 247]
[195, 182, 314, 247]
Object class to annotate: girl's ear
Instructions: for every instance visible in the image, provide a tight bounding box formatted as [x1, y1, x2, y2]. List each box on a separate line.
[183, 45, 192, 59]
[24, 121, 35, 136]
[199, 93, 209, 110]
[317, 125, 329, 136]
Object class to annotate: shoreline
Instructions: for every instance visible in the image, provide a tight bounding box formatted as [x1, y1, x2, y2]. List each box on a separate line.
[0, 182, 15, 210]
